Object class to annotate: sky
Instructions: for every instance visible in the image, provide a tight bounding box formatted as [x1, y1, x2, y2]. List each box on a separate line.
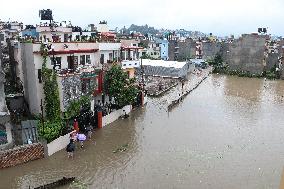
[0, 0, 283, 36]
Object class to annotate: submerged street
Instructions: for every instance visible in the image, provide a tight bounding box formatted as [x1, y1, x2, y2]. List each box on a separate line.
[1, 75, 284, 189]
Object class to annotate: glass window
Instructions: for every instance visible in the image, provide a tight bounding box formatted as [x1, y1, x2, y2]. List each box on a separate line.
[86, 55, 91, 64]
[80, 55, 86, 65]
[109, 53, 113, 61]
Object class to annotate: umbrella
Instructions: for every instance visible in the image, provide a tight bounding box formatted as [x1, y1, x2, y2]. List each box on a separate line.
[77, 133, 86, 141]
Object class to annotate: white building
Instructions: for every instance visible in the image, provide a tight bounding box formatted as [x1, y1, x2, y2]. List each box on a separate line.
[121, 39, 143, 60]
[139, 59, 194, 78]
[99, 43, 121, 63]
[0, 21, 23, 46]
[18, 41, 101, 114]
[36, 25, 72, 43]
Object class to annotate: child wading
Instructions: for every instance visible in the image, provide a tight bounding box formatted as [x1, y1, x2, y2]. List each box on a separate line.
[66, 139, 75, 158]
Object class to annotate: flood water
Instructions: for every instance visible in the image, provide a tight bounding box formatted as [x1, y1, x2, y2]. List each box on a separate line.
[1, 75, 284, 189]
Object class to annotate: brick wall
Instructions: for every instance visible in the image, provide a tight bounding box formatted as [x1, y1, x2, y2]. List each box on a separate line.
[0, 143, 44, 169]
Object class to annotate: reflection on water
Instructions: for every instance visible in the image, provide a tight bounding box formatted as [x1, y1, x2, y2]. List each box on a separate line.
[1, 75, 284, 189]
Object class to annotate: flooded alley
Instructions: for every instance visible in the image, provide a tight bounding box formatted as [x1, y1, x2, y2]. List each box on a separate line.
[1, 75, 284, 189]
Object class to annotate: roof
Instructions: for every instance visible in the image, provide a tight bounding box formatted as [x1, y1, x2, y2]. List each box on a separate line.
[34, 49, 98, 55]
[141, 59, 188, 69]
[121, 45, 143, 50]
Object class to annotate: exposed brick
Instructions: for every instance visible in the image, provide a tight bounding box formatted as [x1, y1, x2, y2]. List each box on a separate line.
[0, 143, 44, 169]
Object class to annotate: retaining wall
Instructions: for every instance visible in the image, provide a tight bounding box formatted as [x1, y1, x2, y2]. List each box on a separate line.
[102, 105, 132, 127]
[0, 143, 44, 169]
[46, 131, 73, 156]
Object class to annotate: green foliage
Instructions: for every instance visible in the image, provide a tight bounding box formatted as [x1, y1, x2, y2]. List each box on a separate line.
[65, 95, 91, 119]
[138, 42, 148, 49]
[42, 53, 61, 121]
[70, 180, 88, 189]
[38, 43, 63, 142]
[210, 54, 280, 80]
[37, 120, 63, 143]
[263, 64, 281, 79]
[104, 65, 139, 108]
[140, 54, 160, 60]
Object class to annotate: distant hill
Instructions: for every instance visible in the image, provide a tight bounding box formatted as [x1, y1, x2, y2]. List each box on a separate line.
[120, 24, 159, 35]
[119, 24, 208, 38]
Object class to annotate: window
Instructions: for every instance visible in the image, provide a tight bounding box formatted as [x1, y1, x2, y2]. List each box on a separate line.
[67, 56, 78, 70]
[86, 55, 91, 64]
[163, 44, 165, 47]
[133, 44, 136, 46]
[80, 55, 86, 65]
[100, 54, 104, 64]
[151, 52, 153, 55]
[50, 57, 62, 69]
[109, 53, 113, 61]
[154, 52, 157, 55]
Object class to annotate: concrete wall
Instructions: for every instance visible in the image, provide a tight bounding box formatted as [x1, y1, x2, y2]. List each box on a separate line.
[266, 53, 280, 71]
[202, 41, 221, 60]
[0, 143, 44, 169]
[222, 34, 267, 74]
[168, 40, 177, 61]
[21, 43, 41, 114]
[177, 38, 196, 60]
[102, 105, 132, 127]
[46, 131, 73, 156]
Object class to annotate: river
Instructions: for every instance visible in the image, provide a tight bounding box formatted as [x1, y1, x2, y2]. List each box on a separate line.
[1, 75, 284, 189]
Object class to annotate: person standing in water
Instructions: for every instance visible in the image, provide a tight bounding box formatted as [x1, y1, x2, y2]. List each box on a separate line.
[66, 139, 75, 158]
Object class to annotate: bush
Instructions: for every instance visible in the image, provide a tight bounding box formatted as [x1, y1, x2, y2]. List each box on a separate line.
[38, 120, 64, 143]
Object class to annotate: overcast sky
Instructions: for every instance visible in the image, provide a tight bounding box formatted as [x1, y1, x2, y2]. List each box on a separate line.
[0, 0, 283, 36]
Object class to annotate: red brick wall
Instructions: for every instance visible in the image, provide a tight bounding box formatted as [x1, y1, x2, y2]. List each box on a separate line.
[0, 143, 44, 169]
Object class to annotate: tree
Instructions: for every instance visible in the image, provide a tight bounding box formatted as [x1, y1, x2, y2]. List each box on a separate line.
[104, 65, 139, 108]
[42, 52, 61, 121]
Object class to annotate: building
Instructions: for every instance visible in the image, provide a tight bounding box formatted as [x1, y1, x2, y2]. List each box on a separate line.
[156, 39, 169, 60]
[20, 25, 39, 40]
[146, 41, 160, 59]
[222, 33, 268, 74]
[0, 21, 23, 46]
[120, 39, 143, 61]
[121, 60, 140, 79]
[138, 59, 194, 78]
[99, 43, 121, 64]
[15, 22, 127, 114]
[36, 24, 72, 43]
[18, 41, 102, 114]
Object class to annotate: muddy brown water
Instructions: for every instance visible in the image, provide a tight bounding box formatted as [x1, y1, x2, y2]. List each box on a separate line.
[1, 75, 284, 189]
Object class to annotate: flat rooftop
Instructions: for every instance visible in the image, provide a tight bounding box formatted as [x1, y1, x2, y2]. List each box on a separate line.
[141, 59, 188, 69]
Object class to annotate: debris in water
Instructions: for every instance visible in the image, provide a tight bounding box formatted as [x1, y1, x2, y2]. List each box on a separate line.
[113, 144, 129, 153]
